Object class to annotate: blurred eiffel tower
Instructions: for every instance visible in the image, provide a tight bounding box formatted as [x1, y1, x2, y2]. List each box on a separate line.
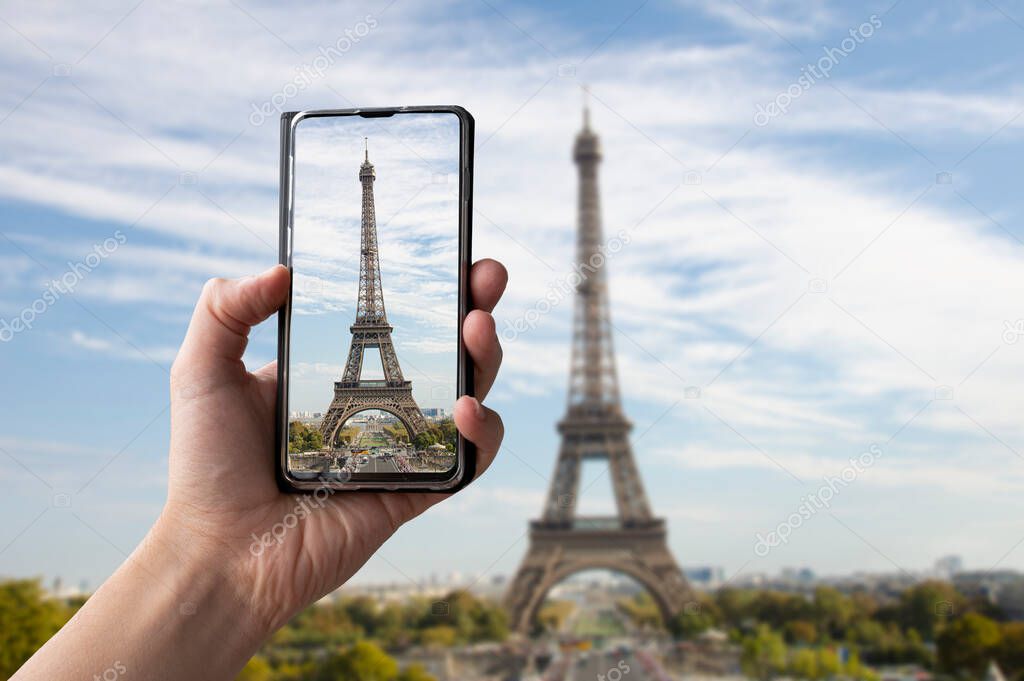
[320, 140, 427, 445]
[504, 103, 693, 632]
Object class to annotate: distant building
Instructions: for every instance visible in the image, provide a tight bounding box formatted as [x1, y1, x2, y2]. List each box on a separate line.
[422, 407, 447, 420]
[289, 410, 324, 425]
[934, 555, 964, 578]
[955, 570, 1024, 619]
[684, 566, 726, 588]
[780, 567, 817, 584]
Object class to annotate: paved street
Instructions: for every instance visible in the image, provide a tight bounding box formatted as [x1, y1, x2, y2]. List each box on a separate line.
[355, 456, 400, 474]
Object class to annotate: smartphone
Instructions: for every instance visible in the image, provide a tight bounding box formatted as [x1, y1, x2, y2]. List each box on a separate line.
[275, 106, 474, 492]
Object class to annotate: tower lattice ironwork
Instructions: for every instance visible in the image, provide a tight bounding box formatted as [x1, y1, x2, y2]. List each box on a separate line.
[504, 108, 693, 633]
[320, 141, 427, 445]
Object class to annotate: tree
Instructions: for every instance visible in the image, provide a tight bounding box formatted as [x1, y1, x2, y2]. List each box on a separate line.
[716, 588, 759, 629]
[617, 592, 663, 631]
[471, 603, 509, 642]
[937, 613, 1002, 678]
[752, 591, 810, 631]
[384, 424, 409, 443]
[337, 426, 360, 445]
[785, 620, 818, 645]
[669, 596, 720, 640]
[411, 419, 457, 451]
[397, 663, 437, 681]
[376, 602, 412, 647]
[235, 656, 272, 681]
[419, 626, 458, 648]
[426, 591, 507, 643]
[998, 621, 1024, 680]
[812, 587, 855, 639]
[789, 648, 819, 679]
[816, 647, 841, 678]
[537, 600, 575, 633]
[896, 581, 963, 641]
[313, 641, 399, 681]
[741, 625, 787, 680]
[845, 652, 880, 681]
[0, 579, 68, 678]
[342, 596, 381, 635]
[288, 421, 323, 453]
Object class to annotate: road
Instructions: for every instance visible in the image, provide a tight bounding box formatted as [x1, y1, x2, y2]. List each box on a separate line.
[355, 456, 399, 474]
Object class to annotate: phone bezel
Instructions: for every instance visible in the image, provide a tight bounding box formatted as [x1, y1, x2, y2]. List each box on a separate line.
[275, 106, 475, 493]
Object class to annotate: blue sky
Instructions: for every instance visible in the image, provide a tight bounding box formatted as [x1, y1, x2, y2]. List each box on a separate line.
[2, 0, 1024, 591]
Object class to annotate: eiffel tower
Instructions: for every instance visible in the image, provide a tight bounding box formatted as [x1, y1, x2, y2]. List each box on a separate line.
[320, 140, 427, 446]
[504, 108, 693, 633]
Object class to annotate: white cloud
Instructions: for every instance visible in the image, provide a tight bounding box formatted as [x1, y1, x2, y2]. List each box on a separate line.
[69, 329, 177, 363]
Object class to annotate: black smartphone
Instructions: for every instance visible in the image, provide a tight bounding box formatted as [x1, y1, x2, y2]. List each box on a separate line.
[275, 106, 474, 492]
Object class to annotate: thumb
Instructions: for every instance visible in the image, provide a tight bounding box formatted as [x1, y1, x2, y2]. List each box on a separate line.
[173, 265, 290, 382]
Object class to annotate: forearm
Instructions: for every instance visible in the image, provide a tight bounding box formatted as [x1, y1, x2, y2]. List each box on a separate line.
[13, 516, 267, 681]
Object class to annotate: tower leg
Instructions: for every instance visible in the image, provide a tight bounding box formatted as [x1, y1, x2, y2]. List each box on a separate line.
[504, 524, 694, 634]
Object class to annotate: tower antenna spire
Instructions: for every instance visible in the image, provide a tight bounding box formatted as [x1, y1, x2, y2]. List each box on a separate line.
[364, 137, 368, 162]
[582, 84, 591, 130]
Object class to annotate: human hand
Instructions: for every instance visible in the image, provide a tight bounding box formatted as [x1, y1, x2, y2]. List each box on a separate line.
[158, 259, 507, 636]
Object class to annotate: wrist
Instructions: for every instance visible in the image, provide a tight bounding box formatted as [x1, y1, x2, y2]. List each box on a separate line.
[14, 511, 272, 681]
[144, 510, 273, 660]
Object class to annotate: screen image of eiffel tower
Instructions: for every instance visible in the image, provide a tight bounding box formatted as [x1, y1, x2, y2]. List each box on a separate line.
[287, 113, 460, 478]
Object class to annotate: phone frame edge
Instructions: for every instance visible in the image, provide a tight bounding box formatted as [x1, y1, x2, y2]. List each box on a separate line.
[275, 106, 476, 494]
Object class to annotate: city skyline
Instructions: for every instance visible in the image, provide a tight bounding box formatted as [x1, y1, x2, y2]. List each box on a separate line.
[2, 0, 1024, 590]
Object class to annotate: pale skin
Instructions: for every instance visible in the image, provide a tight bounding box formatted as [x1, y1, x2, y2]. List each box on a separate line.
[13, 260, 508, 681]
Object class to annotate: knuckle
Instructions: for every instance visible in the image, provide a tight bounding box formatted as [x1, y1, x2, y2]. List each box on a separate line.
[481, 310, 497, 333]
[493, 411, 505, 441]
[201, 277, 227, 301]
[169, 356, 192, 393]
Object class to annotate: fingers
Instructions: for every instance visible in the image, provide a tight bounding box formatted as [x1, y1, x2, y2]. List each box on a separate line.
[465, 259, 507, 401]
[173, 265, 290, 383]
[469, 259, 507, 314]
[464, 310, 502, 401]
[252, 359, 278, 381]
[337, 396, 504, 537]
[453, 395, 504, 478]
[252, 359, 279, 406]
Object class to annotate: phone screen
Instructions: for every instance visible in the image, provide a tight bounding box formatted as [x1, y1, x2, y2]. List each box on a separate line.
[283, 110, 466, 487]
